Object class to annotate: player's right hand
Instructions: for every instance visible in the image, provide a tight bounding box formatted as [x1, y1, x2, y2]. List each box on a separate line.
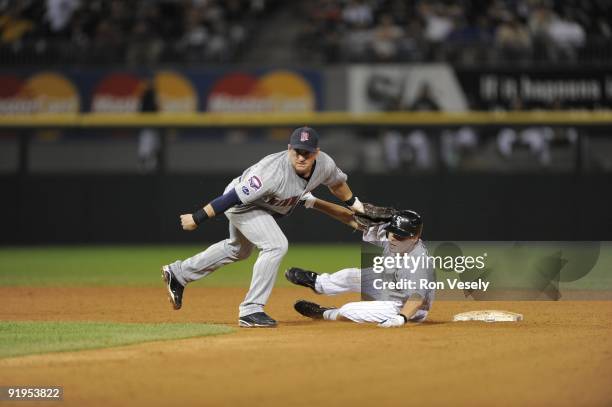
[300, 192, 317, 209]
[378, 314, 407, 328]
[180, 214, 198, 231]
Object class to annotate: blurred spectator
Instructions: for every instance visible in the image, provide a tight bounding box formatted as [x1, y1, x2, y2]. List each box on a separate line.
[126, 19, 163, 66]
[177, 7, 209, 62]
[441, 127, 479, 169]
[0, 4, 34, 45]
[546, 14, 585, 61]
[1, 0, 610, 65]
[138, 80, 161, 174]
[206, 22, 230, 62]
[497, 127, 554, 167]
[402, 82, 439, 170]
[399, 19, 426, 61]
[293, 0, 611, 64]
[382, 129, 435, 171]
[420, 2, 453, 44]
[381, 82, 440, 171]
[342, 0, 373, 28]
[372, 14, 403, 60]
[0, 0, 276, 65]
[45, 0, 79, 35]
[495, 17, 532, 61]
[343, 24, 372, 60]
[91, 19, 122, 62]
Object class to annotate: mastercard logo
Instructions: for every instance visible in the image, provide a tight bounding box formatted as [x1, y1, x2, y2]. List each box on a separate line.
[0, 72, 80, 114]
[154, 71, 198, 112]
[91, 73, 143, 113]
[207, 70, 315, 112]
[91, 71, 197, 113]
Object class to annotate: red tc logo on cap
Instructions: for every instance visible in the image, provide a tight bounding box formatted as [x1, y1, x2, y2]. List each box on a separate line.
[300, 131, 309, 142]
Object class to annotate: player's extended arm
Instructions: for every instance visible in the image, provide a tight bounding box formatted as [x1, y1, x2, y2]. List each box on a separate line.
[378, 294, 424, 328]
[328, 182, 365, 213]
[309, 196, 360, 230]
[180, 189, 241, 231]
[400, 295, 424, 321]
[328, 182, 395, 222]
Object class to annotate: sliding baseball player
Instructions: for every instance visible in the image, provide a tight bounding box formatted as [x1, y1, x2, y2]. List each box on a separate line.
[286, 194, 435, 327]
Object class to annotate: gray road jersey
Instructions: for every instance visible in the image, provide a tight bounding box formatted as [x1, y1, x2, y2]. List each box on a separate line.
[226, 150, 347, 216]
[362, 224, 435, 309]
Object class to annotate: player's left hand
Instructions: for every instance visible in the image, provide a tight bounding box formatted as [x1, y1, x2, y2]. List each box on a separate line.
[378, 314, 407, 328]
[180, 214, 198, 231]
[361, 202, 397, 222]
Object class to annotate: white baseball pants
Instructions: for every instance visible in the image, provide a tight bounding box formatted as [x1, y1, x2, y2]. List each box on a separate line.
[316, 267, 428, 323]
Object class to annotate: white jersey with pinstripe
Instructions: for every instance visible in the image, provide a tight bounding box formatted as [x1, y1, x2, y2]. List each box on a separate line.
[227, 150, 347, 216]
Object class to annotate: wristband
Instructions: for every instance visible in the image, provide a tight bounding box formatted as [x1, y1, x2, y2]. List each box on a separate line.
[344, 196, 356, 206]
[192, 209, 209, 225]
[400, 314, 408, 324]
[348, 196, 364, 213]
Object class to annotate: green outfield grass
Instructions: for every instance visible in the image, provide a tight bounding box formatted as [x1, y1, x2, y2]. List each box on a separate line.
[0, 245, 361, 287]
[0, 244, 610, 289]
[0, 321, 234, 358]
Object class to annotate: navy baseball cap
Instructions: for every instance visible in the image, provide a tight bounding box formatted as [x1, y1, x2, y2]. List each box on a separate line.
[289, 126, 319, 152]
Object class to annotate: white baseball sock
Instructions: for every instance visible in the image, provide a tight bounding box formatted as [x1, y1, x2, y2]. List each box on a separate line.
[323, 309, 339, 320]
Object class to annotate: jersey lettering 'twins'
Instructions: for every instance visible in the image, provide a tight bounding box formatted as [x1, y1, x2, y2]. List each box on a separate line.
[266, 196, 299, 207]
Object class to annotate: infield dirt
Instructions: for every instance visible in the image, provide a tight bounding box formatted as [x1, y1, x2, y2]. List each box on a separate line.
[1, 287, 611, 406]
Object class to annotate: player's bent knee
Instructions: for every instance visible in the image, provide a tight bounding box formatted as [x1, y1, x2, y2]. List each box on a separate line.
[278, 238, 289, 255]
[338, 302, 361, 315]
[226, 241, 253, 260]
[266, 236, 288, 257]
[336, 304, 362, 322]
[337, 301, 397, 324]
[234, 246, 253, 260]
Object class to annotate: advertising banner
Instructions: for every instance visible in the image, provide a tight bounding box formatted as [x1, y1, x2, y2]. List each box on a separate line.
[0, 72, 80, 114]
[347, 64, 612, 112]
[455, 68, 612, 109]
[0, 68, 323, 114]
[205, 70, 318, 112]
[90, 71, 198, 113]
[347, 64, 469, 112]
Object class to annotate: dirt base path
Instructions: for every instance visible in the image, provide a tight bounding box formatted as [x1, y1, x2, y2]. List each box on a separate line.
[1, 287, 611, 406]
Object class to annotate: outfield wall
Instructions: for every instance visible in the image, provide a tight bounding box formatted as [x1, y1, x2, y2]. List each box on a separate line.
[2, 65, 611, 114]
[2, 174, 610, 244]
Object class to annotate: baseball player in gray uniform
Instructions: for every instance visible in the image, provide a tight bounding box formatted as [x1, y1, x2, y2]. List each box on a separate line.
[162, 126, 369, 328]
[286, 194, 435, 328]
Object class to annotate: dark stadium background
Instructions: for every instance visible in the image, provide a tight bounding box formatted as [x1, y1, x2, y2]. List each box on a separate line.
[1, 0, 611, 244]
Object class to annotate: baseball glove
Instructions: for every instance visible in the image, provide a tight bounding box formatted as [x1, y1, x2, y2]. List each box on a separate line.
[353, 212, 383, 230]
[360, 202, 397, 222]
[353, 203, 397, 230]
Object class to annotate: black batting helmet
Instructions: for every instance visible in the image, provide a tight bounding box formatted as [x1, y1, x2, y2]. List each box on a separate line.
[384, 210, 423, 238]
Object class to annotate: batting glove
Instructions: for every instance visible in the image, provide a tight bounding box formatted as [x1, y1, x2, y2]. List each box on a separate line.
[301, 192, 317, 209]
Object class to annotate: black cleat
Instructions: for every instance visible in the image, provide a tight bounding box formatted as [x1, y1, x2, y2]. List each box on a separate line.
[294, 300, 335, 320]
[285, 267, 319, 292]
[239, 312, 277, 328]
[162, 265, 184, 310]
